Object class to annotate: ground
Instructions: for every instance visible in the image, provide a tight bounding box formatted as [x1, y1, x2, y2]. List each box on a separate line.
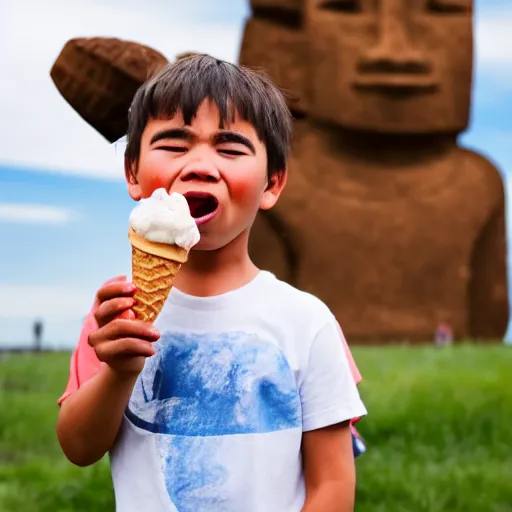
[0, 345, 511, 511]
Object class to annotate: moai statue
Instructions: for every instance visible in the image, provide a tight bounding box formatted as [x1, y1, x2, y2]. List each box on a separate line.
[239, 0, 509, 342]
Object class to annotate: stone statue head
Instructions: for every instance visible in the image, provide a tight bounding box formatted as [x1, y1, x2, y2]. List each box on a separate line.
[306, 0, 474, 134]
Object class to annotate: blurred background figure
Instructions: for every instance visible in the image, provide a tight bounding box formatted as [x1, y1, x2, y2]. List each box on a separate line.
[435, 321, 454, 347]
[33, 319, 44, 352]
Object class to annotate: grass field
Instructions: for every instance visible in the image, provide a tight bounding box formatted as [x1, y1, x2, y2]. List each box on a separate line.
[0, 345, 511, 512]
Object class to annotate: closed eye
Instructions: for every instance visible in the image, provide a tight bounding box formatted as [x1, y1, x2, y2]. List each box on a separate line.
[156, 146, 187, 153]
[219, 149, 246, 156]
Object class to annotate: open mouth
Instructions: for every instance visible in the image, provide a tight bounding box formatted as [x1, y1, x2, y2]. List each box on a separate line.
[183, 191, 219, 225]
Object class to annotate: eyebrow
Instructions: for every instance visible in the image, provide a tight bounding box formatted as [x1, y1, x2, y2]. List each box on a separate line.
[150, 128, 256, 154]
[150, 128, 192, 145]
[214, 132, 256, 154]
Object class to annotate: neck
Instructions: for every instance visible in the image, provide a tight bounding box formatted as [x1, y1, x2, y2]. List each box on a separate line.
[311, 121, 458, 168]
[172, 228, 259, 297]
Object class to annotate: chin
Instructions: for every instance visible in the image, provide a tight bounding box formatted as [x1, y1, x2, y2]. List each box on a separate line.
[190, 239, 221, 252]
[192, 232, 243, 252]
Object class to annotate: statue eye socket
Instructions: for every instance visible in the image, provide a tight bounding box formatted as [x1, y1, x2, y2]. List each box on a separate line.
[427, 0, 470, 14]
[318, 0, 360, 13]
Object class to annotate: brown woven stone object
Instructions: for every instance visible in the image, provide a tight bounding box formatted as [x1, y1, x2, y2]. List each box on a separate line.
[242, 0, 509, 342]
[50, 37, 168, 142]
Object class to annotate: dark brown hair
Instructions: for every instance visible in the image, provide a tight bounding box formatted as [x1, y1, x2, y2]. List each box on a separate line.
[125, 54, 293, 177]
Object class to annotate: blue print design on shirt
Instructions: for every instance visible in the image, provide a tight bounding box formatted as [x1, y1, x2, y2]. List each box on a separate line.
[125, 331, 302, 511]
[157, 436, 230, 512]
[126, 331, 302, 436]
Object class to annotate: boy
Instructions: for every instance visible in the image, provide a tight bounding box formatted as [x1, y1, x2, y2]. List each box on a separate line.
[57, 54, 367, 512]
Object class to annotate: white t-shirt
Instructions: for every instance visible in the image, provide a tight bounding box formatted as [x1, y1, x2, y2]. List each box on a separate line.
[109, 271, 367, 512]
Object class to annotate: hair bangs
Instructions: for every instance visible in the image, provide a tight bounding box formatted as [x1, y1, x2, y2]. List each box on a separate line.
[126, 54, 293, 175]
[146, 61, 261, 134]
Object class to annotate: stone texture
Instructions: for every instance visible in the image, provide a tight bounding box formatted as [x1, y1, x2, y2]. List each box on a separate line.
[243, 0, 509, 342]
[50, 37, 168, 143]
[239, 17, 307, 113]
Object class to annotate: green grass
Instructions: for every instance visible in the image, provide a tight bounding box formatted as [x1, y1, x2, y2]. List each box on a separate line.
[0, 345, 511, 511]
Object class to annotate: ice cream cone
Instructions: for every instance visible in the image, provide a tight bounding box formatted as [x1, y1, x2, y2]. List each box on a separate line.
[128, 227, 189, 322]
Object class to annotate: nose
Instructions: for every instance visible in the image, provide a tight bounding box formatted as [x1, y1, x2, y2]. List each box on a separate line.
[358, 0, 431, 75]
[178, 155, 220, 184]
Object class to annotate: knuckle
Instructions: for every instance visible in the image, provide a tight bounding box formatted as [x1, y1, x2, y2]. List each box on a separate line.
[87, 330, 97, 347]
[119, 338, 135, 351]
[95, 305, 106, 320]
[94, 346, 107, 362]
[95, 301, 112, 325]
[114, 297, 128, 310]
[110, 319, 129, 338]
[111, 318, 124, 331]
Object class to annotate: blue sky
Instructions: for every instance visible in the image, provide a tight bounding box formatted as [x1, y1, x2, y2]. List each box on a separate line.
[1, 0, 511, 348]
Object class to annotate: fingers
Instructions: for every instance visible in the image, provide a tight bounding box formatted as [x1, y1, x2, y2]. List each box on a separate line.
[90, 319, 160, 346]
[94, 338, 156, 362]
[95, 297, 136, 327]
[97, 280, 137, 304]
[88, 276, 158, 370]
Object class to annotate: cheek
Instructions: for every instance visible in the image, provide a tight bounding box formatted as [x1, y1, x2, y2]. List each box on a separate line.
[228, 171, 266, 206]
[137, 152, 178, 198]
[141, 174, 169, 198]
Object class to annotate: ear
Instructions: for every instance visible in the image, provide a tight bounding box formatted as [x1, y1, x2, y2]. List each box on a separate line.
[125, 157, 142, 201]
[260, 169, 287, 211]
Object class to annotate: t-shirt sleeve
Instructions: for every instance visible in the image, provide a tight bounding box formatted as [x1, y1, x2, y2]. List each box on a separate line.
[57, 295, 103, 405]
[300, 315, 367, 432]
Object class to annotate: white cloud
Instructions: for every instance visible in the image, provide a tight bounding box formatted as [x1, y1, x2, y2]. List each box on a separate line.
[0, 284, 93, 319]
[0, 203, 79, 224]
[0, 0, 245, 180]
[475, 6, 512, 66]
[472, 4, 512, 92]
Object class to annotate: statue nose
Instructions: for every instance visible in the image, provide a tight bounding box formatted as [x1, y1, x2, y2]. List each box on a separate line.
[358, 45, 432, 75]
[358, 0, 432, 75]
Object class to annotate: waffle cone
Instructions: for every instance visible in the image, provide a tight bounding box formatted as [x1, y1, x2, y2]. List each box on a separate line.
[128, 228, 189, 322]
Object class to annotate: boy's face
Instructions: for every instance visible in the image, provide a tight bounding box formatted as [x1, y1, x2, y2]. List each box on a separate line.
[125, 100, 286, 251]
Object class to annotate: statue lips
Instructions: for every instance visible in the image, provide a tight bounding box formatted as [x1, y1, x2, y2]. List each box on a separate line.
[183, 191, 220, 226]
[352, 74, 438, 93]
[353, 58, 438, 93]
